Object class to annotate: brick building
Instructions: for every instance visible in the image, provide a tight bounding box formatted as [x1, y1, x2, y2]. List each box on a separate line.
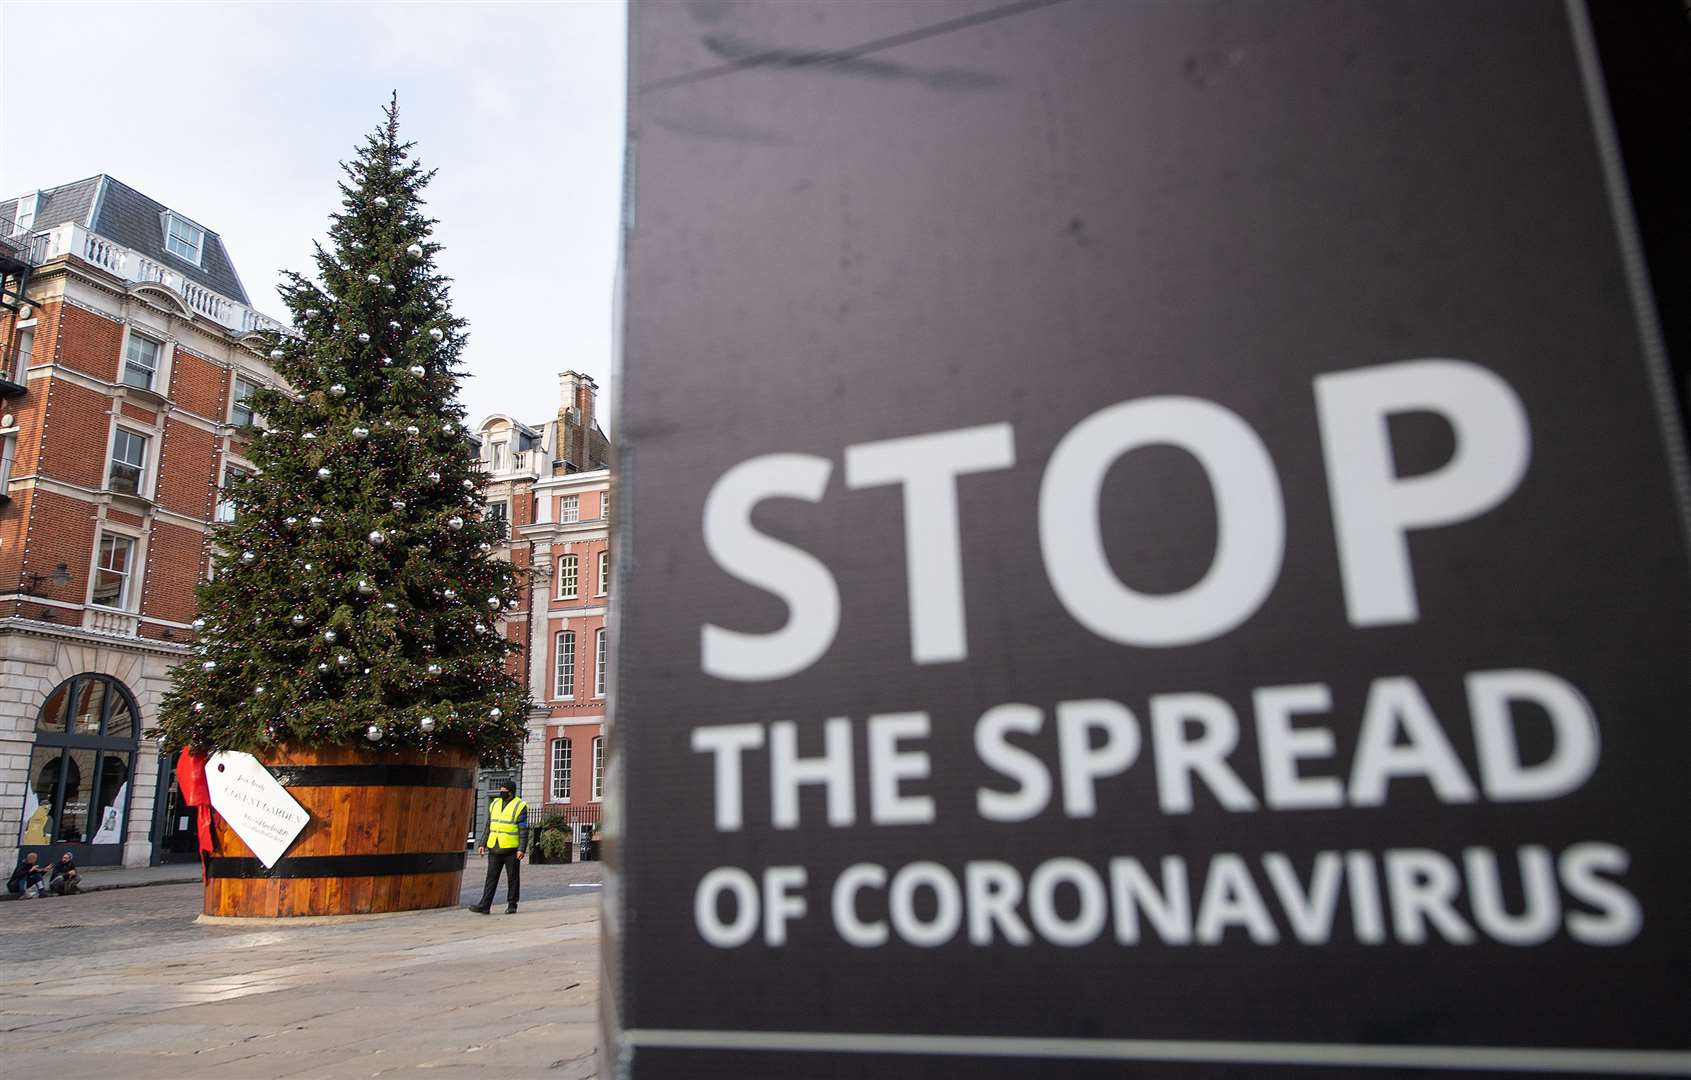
[0, 176, 287, 868]
[476, 371, 610, 851]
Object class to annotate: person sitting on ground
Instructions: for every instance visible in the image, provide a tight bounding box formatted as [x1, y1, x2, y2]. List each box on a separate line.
[7, 852, 46, 898]
[48, 852, 80, 896]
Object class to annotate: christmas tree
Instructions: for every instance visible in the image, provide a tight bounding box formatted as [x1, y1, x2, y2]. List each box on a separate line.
[156, 98, 529, 765]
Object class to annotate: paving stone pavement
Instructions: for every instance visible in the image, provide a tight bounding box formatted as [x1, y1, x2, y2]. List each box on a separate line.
[0, 862, 604, 1078]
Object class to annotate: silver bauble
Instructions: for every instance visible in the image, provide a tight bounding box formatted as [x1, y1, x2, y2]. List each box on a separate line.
[193, 701, 206, 713]
[202, 660, 217, 671]
[255, 685, 266, 696]
[366, 273, 381, 285]
[419, 716, 436, 733]
[323, 630, 337, 643]
[191, 618, 206, 631]
[479, 543, 493, 553]
[302, 431, 317, 442]
[391, 498, 407, 510]
[489, 707, 502, 719]
[284, 516, 299, 528]
[389, 320, 402, 331]
[383, 602, 397, 611]
[351, 240, 365, 250]
[291, 613, 307, 627]
[317, 467, 332, 480]
[305, 308, 319, 318]
[368, 530, 387, 545]
[487, 596, 500, 608]
[442, 421, 456, 432]
[366, 724, 383, 741]
[329, 383, 346, 397]
[405, 425, 419, 435]
[357, 579, 375, 594]
[381, 355, 393, 366]
[409, 365, 426, 377]
[309, 516, 325, 529]
[373, 195, 389, 208]
[269, 348, 284, 360]
[407, 244, 424, 257]
[443, 589, 458, 599]
[462, 479, 475, 490]
[240, 551, 256, 564]
[317, 662, 330, 673]
[448, 516, 464, 530]
[427, 471, 441, 484]
[357, 332, 371, 344]
[303, 562, 315, 572]
[475, 622, 487, 634]
[336, 653, 352, 666]
[428, 328, 445, 341]
[352, 426, 370, 440]
[384, 283, 396, 293]
[427, 663, 442, 675]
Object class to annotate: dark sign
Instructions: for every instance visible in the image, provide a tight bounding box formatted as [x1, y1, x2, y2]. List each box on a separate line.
[609, 1, 1691, 1075]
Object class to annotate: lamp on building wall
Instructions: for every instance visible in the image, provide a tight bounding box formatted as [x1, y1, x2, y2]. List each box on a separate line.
[19, 562, 69, 595]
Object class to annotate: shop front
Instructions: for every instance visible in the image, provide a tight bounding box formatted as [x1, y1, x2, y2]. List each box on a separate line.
[18, 674, 139, 868]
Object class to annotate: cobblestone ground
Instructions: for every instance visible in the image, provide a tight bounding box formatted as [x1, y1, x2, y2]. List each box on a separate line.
[0, 860, 604, 1078]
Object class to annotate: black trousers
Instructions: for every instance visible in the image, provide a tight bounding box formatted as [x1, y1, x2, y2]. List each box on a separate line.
[478, 848, 520, 909]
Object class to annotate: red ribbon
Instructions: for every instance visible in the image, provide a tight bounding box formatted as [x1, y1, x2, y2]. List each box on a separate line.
[175, 748, 217, 880]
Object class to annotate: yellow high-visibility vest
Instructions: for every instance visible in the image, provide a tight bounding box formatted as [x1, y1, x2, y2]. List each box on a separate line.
[487, 796, 527, 849]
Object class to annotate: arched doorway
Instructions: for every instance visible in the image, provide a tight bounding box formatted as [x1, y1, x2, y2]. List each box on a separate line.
[18, 674, 139, 867]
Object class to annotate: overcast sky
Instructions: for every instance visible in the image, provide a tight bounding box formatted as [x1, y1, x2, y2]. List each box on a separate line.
[0, 1, 627, 432]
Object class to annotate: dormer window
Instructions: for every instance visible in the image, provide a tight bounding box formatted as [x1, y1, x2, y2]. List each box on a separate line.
[162, 212, 204, 265]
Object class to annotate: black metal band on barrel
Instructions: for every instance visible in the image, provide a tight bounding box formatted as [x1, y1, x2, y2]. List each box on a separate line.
[265, 764, 474, 789]
[206, 852, 468, 879]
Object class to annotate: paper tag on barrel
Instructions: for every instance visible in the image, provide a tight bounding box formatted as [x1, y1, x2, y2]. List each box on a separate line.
[206, 751, 310, 868]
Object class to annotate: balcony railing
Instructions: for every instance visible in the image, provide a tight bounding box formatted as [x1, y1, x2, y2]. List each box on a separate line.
[26, 222, 288, 336]
[83, 607, 140, 638]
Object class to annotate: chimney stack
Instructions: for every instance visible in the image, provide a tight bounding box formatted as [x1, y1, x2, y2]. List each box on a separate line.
[557, 371, 600, 470]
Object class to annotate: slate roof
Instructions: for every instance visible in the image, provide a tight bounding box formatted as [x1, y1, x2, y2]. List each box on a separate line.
[2, 175, 250, 304]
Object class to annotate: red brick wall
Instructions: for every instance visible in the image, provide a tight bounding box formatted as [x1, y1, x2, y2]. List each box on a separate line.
[169, 346, 229, 420]
[154, 419, 220, 518]
[18, 488, 98, 606]
[37, 379, 114, 490]
[541, 720, 605, 808]
[55, 303, 121, 383]
[542, 613, 607, 717]
[141, 521, 206, 623]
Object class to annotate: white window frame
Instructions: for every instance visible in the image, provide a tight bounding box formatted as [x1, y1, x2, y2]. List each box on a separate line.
[122, 332, 162, 391]
[596, 550, 608, 597]
[231, 375, 260, 428]
[554, 629, 575, 699]
[107, 426, 151, 497]
[560, 494, 579, 524]
[601, 491, 609, 519]
[10, 319, 35, 382]
[594, 628, 607, 698]
[489, 440, 508, 472]
[90, 531, 139, 611]
[217, 462, 253, 524]
[557, 554, 578, 600]
[591, 735, 605, 801]
[0, 432, 16, 491]
[162, 212, 205, 265]
[551, 737, 572, 802]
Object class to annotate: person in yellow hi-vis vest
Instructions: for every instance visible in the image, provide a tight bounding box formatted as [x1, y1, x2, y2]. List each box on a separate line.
[467, 780, 528, 914]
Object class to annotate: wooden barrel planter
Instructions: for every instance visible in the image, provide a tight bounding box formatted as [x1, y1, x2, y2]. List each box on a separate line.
[203, 744, 475, 917]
